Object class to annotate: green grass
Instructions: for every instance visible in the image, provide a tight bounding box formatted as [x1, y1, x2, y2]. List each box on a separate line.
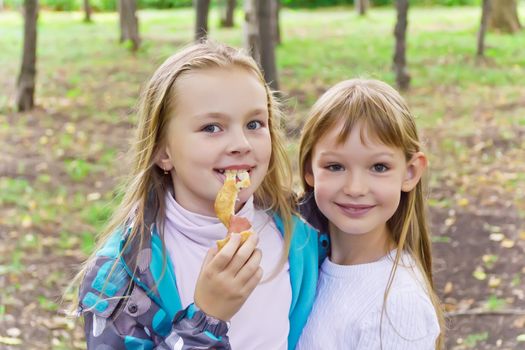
[2, 6, 525, 122]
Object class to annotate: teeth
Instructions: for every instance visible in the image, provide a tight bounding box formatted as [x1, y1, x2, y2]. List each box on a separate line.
[219, 169, 251, 187]
[235, 170, 250, 189]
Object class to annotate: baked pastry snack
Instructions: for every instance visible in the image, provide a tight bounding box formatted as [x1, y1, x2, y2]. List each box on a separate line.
[215, 170, 252, 250]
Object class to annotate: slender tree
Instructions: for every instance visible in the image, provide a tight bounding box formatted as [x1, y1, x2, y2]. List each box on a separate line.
[257, 0, 278, 90]
[244, 0, 260, 63]
[477, 0, 491, 57]
[272, 0, 281, 45]
[83, 0, 92, 22]
[16, 0, 38, 111]
[355, 0, 369, 16]
[195, 0, 211, 41]
[219, 0, 235, 28]
[489, 0, 521, 33]
[393, 0, 410, 90]
[119, 0, 140, 51]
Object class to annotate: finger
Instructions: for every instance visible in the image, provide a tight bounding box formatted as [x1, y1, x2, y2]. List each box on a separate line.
[240, 266, 263, 295]
[234, 248, 262, 285]
[226, 233, 259, 275]
[199, 245, 218, 273]
[210, 233, 242, 271]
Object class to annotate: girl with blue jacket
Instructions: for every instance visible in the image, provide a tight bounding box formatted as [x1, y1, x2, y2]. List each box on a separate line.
[71, 41, 327, 350]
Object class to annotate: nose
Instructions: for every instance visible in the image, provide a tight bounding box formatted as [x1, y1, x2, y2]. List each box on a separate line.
[227, 127, 252, 155]
[343, 171, 367, 197]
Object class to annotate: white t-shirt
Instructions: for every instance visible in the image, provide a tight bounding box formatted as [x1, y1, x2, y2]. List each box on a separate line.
[297, 251, 440, 350]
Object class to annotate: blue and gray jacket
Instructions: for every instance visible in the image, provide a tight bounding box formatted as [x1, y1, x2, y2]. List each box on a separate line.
[78, 211, 329, 350]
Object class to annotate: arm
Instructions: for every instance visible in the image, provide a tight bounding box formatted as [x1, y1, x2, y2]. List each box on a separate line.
[80, 257, 233, 350]
[81, 233, 261, 349]
[83, 303, 231, 350]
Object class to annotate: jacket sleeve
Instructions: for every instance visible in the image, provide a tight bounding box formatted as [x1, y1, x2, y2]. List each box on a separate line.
[80, 257, 231, 350]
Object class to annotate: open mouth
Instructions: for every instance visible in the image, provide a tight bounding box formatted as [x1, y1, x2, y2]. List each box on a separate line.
[214, 168, 253, 187]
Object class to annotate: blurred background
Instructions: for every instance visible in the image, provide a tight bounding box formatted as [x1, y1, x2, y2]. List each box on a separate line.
[0, 0, 524, 349]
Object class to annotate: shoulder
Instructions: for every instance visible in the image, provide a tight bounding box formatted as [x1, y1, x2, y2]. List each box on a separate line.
[79, 254, 132, 318]
[79, 227, 134, 318]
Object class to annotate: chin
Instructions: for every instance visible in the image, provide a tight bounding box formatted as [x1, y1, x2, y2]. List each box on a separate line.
[331, 222, 370, 236]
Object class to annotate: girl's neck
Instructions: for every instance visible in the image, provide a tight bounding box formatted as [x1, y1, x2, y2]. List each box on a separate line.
[329, 223, 395, 266]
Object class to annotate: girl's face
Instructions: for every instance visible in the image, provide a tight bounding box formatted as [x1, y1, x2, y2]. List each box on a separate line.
[158, 66, 272, 216]
[305, 121, 425, 238]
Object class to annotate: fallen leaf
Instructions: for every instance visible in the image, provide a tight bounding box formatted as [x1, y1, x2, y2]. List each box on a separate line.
[0, 336, 22, 345]
[21, 215, 32, 228]
[473, 267, 487, 281]
[514, 316, 525, 329]
[6, 328, 21, 337]
[444, 281, 453, 294]
[445, 217, 456, 227]
[488, 276, 501, 288]
[457, 198, 469, 207]
[489, 233, 505, 242]
[517, 334, 525, 342]
[501, 239, 515, 248]
[87, 192, 101, 201]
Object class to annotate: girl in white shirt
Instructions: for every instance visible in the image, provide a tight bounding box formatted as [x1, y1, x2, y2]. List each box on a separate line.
[296, 79, 445, 349]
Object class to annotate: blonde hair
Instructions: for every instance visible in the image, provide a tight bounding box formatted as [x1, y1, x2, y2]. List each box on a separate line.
[68, 41, 294, 311]
[298, 79, 445, 349]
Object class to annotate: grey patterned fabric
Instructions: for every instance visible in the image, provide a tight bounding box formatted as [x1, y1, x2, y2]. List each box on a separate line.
[78, 227, 231, 350]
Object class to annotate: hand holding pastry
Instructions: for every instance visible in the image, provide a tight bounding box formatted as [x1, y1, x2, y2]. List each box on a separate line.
[194, 232, 262, 321]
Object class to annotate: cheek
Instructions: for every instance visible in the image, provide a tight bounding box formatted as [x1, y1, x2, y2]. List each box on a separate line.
[312, 177, 336, 207]
[257, 133, 272, 162]
[378, 182, 403, 209]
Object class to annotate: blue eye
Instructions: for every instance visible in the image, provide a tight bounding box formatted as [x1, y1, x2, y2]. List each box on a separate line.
[247, 120, 263, 130]
[372, 163, 389, 173]
[201, 124, 221, 133]
[326, 164, 344, 172]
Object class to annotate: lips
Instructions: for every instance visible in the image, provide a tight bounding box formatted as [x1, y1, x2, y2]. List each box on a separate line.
[336, 203, 375, 217]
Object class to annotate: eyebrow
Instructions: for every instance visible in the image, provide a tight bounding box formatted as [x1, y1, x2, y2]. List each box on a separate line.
[195, 108, 267, 120]
[318, 150, 395, 158]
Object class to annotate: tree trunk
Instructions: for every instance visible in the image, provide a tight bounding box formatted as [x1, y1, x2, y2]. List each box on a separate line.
[119, 0, 140, 51]
[244, 0, 260, 64]
[393, 0, 410, 90]
[257, 0, 278, 91]
[489, 0, 521, 33]
[477, 0, 491, 57]
[355, 0, 369, 16]
[16, 0, 38, 112]
[195, 0, 210, 41]
[272, 0, 281, 45]
[83, 0, 92, 22]
[219, 0, 235, 28]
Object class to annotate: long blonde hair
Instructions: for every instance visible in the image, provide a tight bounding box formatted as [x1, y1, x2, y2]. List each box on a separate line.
[68, 41, 294, 310]
[298, 79, 445, 349]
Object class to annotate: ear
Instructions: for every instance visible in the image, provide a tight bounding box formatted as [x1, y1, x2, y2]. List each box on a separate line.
[401, 151, 427, 192]
[303, 160, 315, 187]
[305, 171, 315, 187]
[155, 145, 174, 173]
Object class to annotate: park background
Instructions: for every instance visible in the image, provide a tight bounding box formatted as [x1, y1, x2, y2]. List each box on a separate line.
[1, 0, 524, 349]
